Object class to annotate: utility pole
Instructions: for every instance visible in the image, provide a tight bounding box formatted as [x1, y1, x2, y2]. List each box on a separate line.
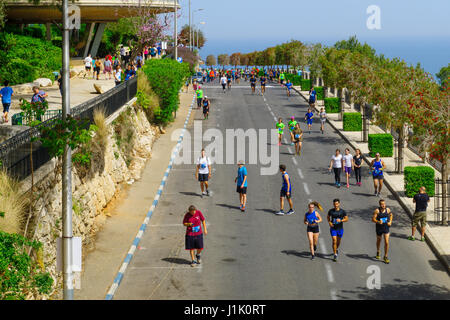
[174, 0, 177, 60]
[62, 0, 74, 300]
[189, 0, 191, 51]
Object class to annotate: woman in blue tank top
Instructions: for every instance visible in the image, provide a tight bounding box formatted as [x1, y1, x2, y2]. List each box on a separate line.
[304, 201, 323, 260]
[370, 153, 386, 197]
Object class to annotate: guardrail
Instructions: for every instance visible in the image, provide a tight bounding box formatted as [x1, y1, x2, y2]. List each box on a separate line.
[0, 77, 137, 180]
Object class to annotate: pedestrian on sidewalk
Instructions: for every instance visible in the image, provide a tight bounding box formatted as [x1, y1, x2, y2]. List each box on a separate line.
[372, 199, 393, 264]
[353, 149, 363, 186]
[0, 80, 14, 123]
[304, 201, 323, 260]
[408, 186, 430, 242]
[327, 199, 348, 262]
[343, 148, 353, 189]
[329, 149, 343, 188]
[275, 164, 294, 215]
[235, 160, 248, 212]
[196, 148, 212, 197]
[114, 65, 122, 86]
[183, 205, 207, 267]
[370, 153, 386, 196]
[196, 86, 203, 108]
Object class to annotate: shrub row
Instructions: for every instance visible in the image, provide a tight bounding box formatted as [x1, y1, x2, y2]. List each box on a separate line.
[324, 97, 341, 113]
[343, 112, 362, 131]
[368, 134, 393, 157]
[285, 74, 302, 85]
[314, 86, 324, 100]
[404, 166, 435, 198]
[300, 79, 311, 91]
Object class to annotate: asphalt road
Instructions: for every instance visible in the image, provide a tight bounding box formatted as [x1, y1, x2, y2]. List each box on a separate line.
[114, 79, 450, 300]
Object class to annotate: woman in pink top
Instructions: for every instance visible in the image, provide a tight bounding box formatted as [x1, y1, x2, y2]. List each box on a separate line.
[183, 205, 208, 267]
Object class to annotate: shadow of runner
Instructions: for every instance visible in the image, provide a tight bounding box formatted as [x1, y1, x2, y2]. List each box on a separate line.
[345, 253, 378, 262]
[281, 250, 329, 260]
[161, 257, 191, 265]
[179, 191, 201, 197]
[216, 203, 241, 210]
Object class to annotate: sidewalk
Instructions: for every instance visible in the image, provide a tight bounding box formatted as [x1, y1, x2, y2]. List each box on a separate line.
[75, 90, 195, 300]
[294, 86, 450, 274]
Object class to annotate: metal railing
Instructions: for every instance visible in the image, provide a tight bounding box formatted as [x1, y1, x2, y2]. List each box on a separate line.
[0, 77, 137, 180]
[434, 178, 449, 225]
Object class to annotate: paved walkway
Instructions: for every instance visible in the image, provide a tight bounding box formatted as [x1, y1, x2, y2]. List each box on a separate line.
[74, 90, 195, 300]
[294, 86, 450, 273]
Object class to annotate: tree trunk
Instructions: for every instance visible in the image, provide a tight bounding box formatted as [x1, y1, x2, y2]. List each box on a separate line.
[362, 103, 368, 142]
[339, 88, 344, 121]
[397, 126, 405, 173]
[441, 159, 448, 225]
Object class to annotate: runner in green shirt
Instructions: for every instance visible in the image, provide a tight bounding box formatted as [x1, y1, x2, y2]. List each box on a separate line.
[279, 72, 285, 85]
[196, 87, 203, 108]
[288, 116, 298, 146]
[276, 118, 285, 146]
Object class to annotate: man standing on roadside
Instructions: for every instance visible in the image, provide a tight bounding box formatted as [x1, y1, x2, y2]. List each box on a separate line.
[183, 205, 207, 267]
[408, 186, 430, 242]
[235, 160, 248, 212]
[196, 148, 212, 197]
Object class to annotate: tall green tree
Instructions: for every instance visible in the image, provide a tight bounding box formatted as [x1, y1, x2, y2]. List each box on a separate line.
[334, 35, 376, 58]
[206, 54, 216, 66]
[217, 53, 229, 66]
[436, 63, 450, 89]
[230, 52, 241, 67]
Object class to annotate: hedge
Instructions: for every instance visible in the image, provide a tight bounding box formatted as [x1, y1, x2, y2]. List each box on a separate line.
[404, 166, 435, 198]
[324, 97, 341, 113]
[343, 112, 362, 131]
[142, 59, 190, 125]
[285, 74, 302, 85]
[314, 86, 324, 100]
[300, 79, 311, 91]
[368, 134, 393, 157]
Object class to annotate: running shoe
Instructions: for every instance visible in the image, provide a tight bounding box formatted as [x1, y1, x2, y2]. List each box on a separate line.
[407, 236, 415, 241]
[374, 191, 378, 196]
[275, 210, 285, 215]
[191, 260, 197, 267]
[421, 237, 425, 242]
[384, 256, 390, 264]
[196, 254, 201, 264]
[311, 255, 315, 260]
[337, 183, 341, 188]
[290, 142, 294, 146]
[278, 142, 281, 146]
[346, 183, 349, 188]
[375, 252, 380, 260]
[206, 190, 210, 196]
[333, 254, 337, 262]
[241, 206, 246, 212]
[286, 209, 295, 215]
[239, 204, 243, 210]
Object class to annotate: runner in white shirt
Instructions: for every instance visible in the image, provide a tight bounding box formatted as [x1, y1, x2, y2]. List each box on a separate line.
[342, 148, 353, 189]
[220, 75, 227, 93]
[329, 149, 343, 188]
[196, 149, 212, 197]
[84, 54, 92, 78]
[319, 108, 327, 134]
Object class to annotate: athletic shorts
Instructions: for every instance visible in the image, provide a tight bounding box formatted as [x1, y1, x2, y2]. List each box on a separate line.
[251, 84, 255, 87]
[236, 186, 247, 194]
[344, 167, 352, 174]
[198, 173, 209, 182]
[376, 226, 390, 236]
[185, 234, 204, 250]
[307, 225, 319, 233]
[373, 173, 384, 180]
[222, 84, 226, 89]
[320, 119, 326, 124]
[330, 228, 344, 238]
[412, 211, 427, 228]
[307, 119, 313, 125]
[85, 66, 91, 71]
[2, 103, 10, 113]
[280, 79, 284, 84]
[280, 189, 292, 199]
[203, 108, 209, 114]
[309, 99, 316, 104]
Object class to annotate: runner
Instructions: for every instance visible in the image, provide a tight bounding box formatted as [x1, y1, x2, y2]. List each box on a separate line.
[288, 116, 298, 146]
[353, 149, 363, 186]
[183, 205, 208, 267]
[370, 153, 386, 196]
[343, 148, 353, 189]
[319, 107, 327, 134]
[304, 108, 314, 133]
[196, 148, 212, 197]
[202, 96, 210, 120]
[293, 123, 303, 156]
[0, 80, 14, 123]
[276, 118, 285, 146]
[275, 165, 294, 215]
[220, 74, 227, 93]
[260, 74, 267, 95]
[279, 71, 285, 84]
[227, 72, 232, 91]
[235, 160, 248, 212]
[327, 199, 348, 261]
[372, 199, 393, 264]
[329, 149, 343, 188]
[84, 54, 92, 78]
[235, 70, 240, 84]
[304, 201, 323, 260]
[309, 87, 317, 109]
[196, 86, 204, 108]
[285, 79, 293, 97]
[250, 74, 257, 94]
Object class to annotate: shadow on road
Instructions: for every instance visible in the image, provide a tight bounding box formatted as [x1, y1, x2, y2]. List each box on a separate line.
[255, 208, 276, 214]
[216, 203, 241, 210]
[161, 257, 191, 265]
[345, 253, 377, 262]
[179, 191, 201, 197]
[281, 250, 330, 260]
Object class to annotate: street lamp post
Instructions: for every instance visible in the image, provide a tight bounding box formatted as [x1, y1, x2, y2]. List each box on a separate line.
[189, 0, 191, 51]
[174, 0, 177, 60]
[192, 8, 203, 51]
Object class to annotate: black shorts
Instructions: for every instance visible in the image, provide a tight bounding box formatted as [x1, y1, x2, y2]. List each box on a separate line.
[85, 66, 91, 71]
[198, 173, 209, 182]
[222, 84, 226, 89]
[251, 83, 255, 87]
[203, 108, 209, 114]
[307, 225, 320, 233]
[280, 189, 292, 199]
[376, 226, 390, 236]
[3, 103, 10, 113]
[236, 186, 247, 194]
[185, 234, 204, 250]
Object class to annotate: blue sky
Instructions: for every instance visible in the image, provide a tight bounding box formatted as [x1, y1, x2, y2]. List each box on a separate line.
[176, 0, 450, 75]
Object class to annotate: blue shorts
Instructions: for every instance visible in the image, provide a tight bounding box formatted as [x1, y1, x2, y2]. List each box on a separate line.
[307, 119, 313, 125]
[373, 173, 384, 180]
[330, 228, 344, 238]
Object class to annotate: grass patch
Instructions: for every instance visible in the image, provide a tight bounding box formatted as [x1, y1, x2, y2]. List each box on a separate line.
[0, 170, 26, 234]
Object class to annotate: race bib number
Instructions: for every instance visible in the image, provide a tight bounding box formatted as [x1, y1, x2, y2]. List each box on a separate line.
[380, 217, 388, 224]
[192, 225, 200, 233]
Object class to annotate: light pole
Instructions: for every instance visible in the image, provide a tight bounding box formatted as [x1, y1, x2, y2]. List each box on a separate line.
[189, 0, 191, 51]
[174, 0, 177, 60]
[192, 8, 203, 51]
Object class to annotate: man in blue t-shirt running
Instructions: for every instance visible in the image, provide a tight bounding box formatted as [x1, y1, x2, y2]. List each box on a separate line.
[285, 80, 293, 97]
[0, 80, 14, 123]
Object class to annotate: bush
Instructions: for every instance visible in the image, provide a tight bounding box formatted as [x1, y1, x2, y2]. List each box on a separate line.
[0, 32, 62, 85]
[258, 70, 265, 77]
[314, 86, 324, 100]
[285, 74, 302, 85]
[404, 166, 435, 198]
[300, 79, 311, 91]
[343, 112, 362, 131]
[142, 59, 190, 125]
[368, 134, 393, 157]
[324, 97, 341, 113]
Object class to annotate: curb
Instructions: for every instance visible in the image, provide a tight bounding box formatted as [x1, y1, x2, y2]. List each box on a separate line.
[293, 87, 450, 275]
[105, 95, 196, 300]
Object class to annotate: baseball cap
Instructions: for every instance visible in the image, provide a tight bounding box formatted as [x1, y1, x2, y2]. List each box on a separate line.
[291, 116, 295, 120]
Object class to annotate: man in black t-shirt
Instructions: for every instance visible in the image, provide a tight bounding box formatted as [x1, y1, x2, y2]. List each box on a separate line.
[408, 186, 430, 242]
[327, 199, 348, 262]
